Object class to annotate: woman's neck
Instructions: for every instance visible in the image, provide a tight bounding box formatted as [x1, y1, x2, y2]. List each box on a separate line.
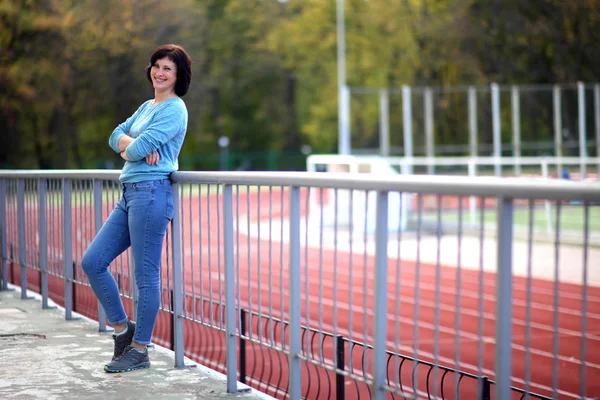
[154, 90, 177, 104]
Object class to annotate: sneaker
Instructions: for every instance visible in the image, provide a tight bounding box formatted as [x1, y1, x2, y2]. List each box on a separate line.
[112, 320, 136, 360]
[104, 345, 150, 373]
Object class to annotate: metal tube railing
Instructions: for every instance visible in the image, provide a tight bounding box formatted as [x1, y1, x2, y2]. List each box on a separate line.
[1, 170, 598, 400]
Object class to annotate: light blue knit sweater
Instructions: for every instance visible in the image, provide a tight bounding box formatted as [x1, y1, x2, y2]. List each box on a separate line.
[109, 97, 188, 183]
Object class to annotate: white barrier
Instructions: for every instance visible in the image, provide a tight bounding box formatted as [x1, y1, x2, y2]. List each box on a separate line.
[306, 155, 410, 233]
[307, 154, 600, 234]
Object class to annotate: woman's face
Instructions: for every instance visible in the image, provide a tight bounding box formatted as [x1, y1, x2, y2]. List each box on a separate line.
[150, 57, 177, 93]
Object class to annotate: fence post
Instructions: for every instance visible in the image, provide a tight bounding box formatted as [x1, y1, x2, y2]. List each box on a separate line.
[491, 83, 502, 176]
[71, 262, 78, 314]
[578, 82, 587, 180]
[402, 85, 414, 174]
[62, 179, 77, 320]
[223, 183, 238, 392]
[169, 288, 175, 351]
[425, 87, 435, 174]
[92, 179, 108, 331]
[240, 309, 247, 385]
[289, 185, 302, 400]
[553, 85, 562, 174]
[468, 86, 478, 158]
[0, 178, 9, 291]
[338, 80, 351, 155]
[10, 244, 14, 284]
[379, 88, 390, 158]
[372, 190, 389, 400]
[495, 198, 514, 400]
[479, 376, 491, 400]
[335, 335, 345, 400]
[17, 179, 31, 299]
[511, 86, 521, 176]
[38, 178, 54, 309]
[468, 160, 477, 226]
[170, 182, 185, 368]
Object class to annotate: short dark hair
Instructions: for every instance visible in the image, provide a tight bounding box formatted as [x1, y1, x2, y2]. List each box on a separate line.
[146, 44, 192, 97]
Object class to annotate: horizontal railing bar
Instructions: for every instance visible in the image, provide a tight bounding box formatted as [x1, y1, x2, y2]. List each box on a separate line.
[171, 171, 600, 201]
[1, 169, 599, 202]
[386, 156, 600, 167]
[0, 170, 121, 180]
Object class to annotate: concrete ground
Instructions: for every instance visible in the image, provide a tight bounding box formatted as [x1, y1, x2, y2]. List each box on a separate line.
[0, 285, 275, 400]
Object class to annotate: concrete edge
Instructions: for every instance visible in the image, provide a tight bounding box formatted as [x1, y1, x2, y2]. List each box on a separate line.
[4, 282, 275, 400]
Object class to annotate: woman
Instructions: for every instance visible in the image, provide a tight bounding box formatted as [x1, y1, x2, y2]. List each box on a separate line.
[81, 44, 192, 373]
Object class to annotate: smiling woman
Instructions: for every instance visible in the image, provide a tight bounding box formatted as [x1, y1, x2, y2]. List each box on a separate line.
[146, 44, 192, 99]
[80, 44, 192, 374]
[149, 58, 178, 97]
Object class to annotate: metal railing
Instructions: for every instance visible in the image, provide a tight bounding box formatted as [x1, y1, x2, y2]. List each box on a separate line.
[1, 169, 599, 399]
[307, 154, 600, 241]
[347, 83, 600, 168]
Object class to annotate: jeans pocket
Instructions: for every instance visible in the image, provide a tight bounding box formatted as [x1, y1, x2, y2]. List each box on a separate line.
[166, 193, 175, 221]
[133, 181, 157, 192]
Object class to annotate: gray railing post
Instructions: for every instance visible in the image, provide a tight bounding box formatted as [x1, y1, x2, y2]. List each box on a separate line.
[379, 88, 390, 158]
[0, 178, 9, 291]
[17, 179, 31, 299]
[402, 85, 413, 173]
[63, 179, 76, 320]
[495, 197, 514, 400]
[372, 190, 389, 400]
[578, 82, 587, 179]
[171, 182, 185, 368]
[511, 86, 521, 176]
[425, 87, 435, 174]
[468, 86, 478, 158]
[468, 160, 477, 226]
[553, 85, 562, 173]
[491, 83, 502, 176]
[38, 178, 53, 309]
[93, 179, 108, 331]
[289, 185, 302, 400]
[223, 184, 238, 392]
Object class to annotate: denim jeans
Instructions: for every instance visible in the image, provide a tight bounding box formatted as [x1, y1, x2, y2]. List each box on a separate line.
[81, 179, 174, 345]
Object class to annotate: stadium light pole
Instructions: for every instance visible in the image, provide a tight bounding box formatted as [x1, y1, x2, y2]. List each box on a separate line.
[337, 0, 351, 155]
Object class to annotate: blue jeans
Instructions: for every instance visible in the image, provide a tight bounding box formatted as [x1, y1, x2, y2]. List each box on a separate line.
[81, 179, 174, 345]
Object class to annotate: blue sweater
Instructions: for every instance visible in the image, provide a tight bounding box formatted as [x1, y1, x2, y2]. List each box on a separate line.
[109, 97, 188, 183]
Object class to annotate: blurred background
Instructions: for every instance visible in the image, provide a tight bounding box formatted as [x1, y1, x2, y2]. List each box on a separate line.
[1, 0, 599, 171]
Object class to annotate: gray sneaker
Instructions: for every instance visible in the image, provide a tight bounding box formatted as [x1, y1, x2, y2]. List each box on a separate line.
[104, 345, 150, 373]
[112, 320, 136, 360]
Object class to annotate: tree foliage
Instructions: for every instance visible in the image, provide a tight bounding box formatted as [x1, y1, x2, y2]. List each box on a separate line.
[1, 0, 598, 168]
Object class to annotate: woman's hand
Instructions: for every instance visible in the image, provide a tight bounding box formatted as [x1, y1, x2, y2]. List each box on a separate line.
[145, 151, 160, 166]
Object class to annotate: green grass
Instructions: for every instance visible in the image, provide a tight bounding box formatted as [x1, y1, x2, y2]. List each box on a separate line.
[513, 204, 600, 232]
[430, 204, 600, 233]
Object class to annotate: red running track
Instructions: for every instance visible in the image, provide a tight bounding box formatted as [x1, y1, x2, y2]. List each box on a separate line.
[174, 187, 599, 399]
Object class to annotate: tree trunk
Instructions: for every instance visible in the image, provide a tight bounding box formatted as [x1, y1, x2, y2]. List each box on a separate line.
[284, 74, 299, 151]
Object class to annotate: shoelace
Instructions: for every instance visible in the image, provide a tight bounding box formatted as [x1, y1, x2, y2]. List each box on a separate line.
[113, 347, 132, 361]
